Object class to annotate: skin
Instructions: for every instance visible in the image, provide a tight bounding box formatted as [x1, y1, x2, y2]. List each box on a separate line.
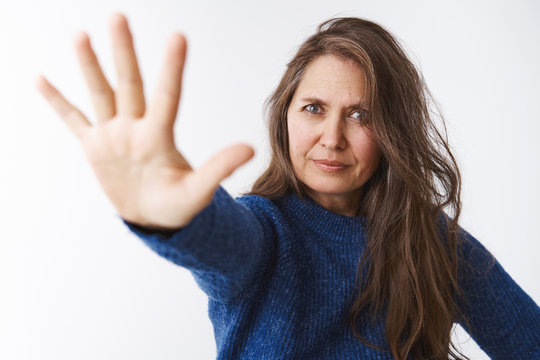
[287, 55, 382, 217]
[36, 13, 254, 230]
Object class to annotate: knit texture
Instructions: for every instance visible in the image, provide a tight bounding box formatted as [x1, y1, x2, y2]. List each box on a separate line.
[123, 187, 540, 359]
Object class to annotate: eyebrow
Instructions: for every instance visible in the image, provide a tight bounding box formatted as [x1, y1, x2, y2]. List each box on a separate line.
[299, 96, 368, 109]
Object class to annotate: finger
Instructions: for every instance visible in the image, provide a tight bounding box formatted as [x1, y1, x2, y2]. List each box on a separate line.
[195, 144, 255, 193]
[35, 75, 91, 139]
[74, 31, 116, 122]
[147, 33, 187, 129]
[110, 13, 145, 118]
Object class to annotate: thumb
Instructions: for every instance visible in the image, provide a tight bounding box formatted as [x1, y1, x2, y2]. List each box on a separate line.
[195, 143, 255, 193]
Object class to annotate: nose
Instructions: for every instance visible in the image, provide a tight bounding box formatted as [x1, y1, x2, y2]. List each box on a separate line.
[319, 115, 347, 150]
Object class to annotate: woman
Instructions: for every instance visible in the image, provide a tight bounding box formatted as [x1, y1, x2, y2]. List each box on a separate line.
[36, 13, 540, 360]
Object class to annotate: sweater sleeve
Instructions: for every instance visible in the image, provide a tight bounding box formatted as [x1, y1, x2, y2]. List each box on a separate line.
[120, 186, 274, 303]
[456, 229, 540, 359]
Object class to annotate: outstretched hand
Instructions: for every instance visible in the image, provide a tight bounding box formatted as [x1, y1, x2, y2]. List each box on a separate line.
[36, 13, 254, 230]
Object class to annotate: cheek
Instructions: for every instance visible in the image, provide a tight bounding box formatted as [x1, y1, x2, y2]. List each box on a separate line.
[351, 131, 382, 167]
[288, 118, 312, 158]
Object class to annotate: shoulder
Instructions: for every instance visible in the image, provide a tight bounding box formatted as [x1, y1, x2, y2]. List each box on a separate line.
[235, 193, 283, 218]
[434, 212, 497, 278]
[234, 192, 293, 238]
[436, 213, 492, 259]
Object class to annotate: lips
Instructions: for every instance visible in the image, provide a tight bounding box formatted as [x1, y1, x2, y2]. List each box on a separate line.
[314, 160, 346, 166]
[312, 159, 349, 172]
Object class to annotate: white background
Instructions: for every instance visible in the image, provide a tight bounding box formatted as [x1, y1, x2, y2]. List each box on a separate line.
[1, 0, 539, 359]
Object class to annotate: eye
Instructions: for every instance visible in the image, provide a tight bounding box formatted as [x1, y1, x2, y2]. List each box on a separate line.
[350, 109, 368, 123]
[304, 104, 323, 114]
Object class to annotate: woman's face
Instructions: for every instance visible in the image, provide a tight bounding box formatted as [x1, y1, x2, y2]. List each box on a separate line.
[287, 54, 382, 216]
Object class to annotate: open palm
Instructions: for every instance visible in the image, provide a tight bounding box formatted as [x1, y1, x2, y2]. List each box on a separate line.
[36, 13, 254, 230]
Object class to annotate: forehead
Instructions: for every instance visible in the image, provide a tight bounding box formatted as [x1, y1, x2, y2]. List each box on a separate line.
[295, 54, 367, 97]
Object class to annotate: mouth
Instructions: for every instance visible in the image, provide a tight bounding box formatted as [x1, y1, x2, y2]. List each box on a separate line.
[312, 159, 349, 172]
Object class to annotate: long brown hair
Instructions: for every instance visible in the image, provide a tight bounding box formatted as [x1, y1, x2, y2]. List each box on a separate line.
[249, 17, 471, 359]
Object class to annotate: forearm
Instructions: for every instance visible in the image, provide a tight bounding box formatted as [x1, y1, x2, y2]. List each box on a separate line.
[122, 186, 273, 302]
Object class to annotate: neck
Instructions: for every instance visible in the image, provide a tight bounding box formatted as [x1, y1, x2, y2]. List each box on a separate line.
[305, 189, 362, 217]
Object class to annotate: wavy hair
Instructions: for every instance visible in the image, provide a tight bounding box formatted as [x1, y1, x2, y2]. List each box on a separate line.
[249, 17, 470, 359]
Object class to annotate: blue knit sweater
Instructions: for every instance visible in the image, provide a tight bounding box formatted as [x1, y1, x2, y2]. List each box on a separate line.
[123, 187, 540, 359]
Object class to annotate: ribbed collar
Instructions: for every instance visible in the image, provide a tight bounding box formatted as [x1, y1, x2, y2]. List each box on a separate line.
[278, 193, 366, 243]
